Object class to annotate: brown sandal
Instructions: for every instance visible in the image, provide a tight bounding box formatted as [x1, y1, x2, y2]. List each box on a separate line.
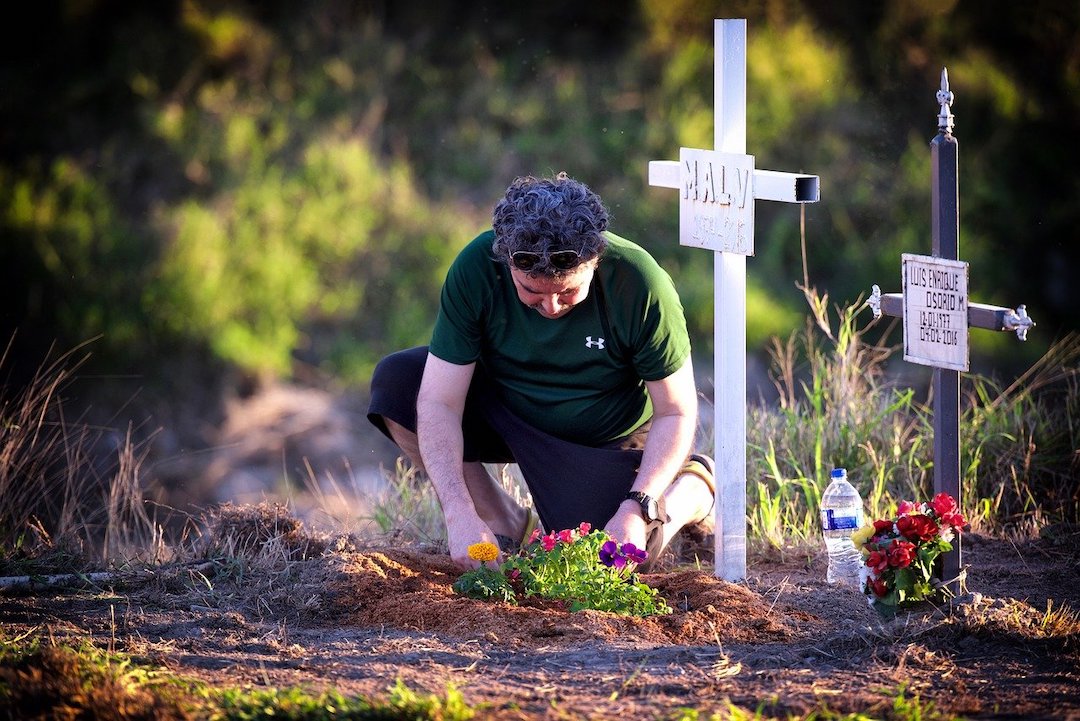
[681, 454, 716, 539]
[495, 508, 540, 555]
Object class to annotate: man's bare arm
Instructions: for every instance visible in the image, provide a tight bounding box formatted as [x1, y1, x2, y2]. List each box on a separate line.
[604, 357, 699, 548]
[634, 357, 699, 497]
[416, 353, 499, 568]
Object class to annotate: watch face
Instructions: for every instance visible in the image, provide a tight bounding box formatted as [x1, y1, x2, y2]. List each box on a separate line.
[627, 491, 662, 523]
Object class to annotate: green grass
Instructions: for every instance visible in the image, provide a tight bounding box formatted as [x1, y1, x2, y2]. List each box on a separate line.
[0, 637, 476, 721]
[669, 684, 956, 720]
[217, 679, 475, 721]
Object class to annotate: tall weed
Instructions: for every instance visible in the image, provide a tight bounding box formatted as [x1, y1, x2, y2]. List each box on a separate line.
[0, 338, 161, 572]
[359, 458, 445, 544]
[746, 286, 926, 547]
[959, 333, 1080, 532]
[747, 288, 1079, 550]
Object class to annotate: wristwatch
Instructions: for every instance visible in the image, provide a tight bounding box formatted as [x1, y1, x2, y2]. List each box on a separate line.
[625, 491, 665, 524]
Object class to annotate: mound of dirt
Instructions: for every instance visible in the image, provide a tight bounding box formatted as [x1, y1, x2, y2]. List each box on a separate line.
[316, 548, 867, 649]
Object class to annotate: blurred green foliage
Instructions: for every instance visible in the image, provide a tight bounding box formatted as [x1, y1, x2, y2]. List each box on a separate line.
[151, 135, 470, 379]
[1, 0, 1076, 388]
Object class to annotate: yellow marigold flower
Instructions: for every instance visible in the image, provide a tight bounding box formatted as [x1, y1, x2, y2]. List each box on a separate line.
[467, 542, 499, 563]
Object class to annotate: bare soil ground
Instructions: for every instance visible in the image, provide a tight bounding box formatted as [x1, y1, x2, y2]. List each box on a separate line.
[2, 522, 1079, 720]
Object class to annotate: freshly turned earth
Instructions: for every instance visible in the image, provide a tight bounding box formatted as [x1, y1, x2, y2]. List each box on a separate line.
[2, 526, 1078, 719]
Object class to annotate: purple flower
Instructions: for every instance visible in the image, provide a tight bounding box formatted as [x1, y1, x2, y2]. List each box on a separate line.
[621, 543, 648, 566]
[599, 539, 649, 569]
[599, 540, 621, 568]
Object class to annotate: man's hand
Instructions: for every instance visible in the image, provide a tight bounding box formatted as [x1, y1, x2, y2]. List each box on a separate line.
[446, 513, 502, 570]
[604, 500, 649, 555]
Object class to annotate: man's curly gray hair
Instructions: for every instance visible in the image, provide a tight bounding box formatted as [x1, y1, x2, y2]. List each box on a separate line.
[491, 173, 609, 277]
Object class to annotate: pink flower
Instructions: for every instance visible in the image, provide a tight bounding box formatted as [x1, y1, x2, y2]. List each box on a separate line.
[929, 493, 957, 517]
[528, 527, 543, 544]
[578, 522, 592, 536]
[897, 500, 917, 515]
[556, 529, 574, 544]
[541, 533, 556, 552]
[941, 510, 965, 530]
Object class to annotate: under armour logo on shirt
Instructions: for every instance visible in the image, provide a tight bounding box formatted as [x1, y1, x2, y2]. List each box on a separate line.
[585, 336, 606, 350]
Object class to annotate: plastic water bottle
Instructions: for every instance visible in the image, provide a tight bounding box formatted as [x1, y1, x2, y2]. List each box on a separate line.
[820, 468, 864, 587]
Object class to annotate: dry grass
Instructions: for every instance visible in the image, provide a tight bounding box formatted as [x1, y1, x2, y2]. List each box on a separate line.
[174, 501, 337, 622]
[305, 456, 447, 546]
[197, 501, 327, 563]
[0, 337, 162, 575]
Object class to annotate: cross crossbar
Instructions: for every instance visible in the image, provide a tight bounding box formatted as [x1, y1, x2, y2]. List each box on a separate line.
[648, 161, 820, 204]
[869, 287, 1035, 340]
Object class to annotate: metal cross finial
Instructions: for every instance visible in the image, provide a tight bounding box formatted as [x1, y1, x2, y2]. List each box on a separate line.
[867, 284, 883, 319]
[1003, 304, 1036, 341]
[937, 67, 955, 134]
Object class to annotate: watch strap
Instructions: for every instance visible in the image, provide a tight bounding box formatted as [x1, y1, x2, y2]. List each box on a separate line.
[624, 491, 667, 524]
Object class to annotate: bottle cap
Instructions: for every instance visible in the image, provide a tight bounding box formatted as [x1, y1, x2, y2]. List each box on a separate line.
[830, 468, 846, 478]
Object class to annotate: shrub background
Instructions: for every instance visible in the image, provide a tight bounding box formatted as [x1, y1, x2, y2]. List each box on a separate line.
[2, 0, 1076, 388]
[1, 2, 1077, 540]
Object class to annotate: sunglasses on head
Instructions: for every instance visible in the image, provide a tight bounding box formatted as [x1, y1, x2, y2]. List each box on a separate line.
[510, 249, 583, 272]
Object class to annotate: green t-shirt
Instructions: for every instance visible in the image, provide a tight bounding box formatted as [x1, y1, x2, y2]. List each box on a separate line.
[429, 231, 691, 446]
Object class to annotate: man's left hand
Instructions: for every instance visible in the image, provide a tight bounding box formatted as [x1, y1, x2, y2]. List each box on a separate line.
[603, 500, 649, 555]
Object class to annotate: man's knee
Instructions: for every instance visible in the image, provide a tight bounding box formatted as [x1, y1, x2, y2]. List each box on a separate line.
[383, 417, 425, 472]
[371, 347, 427, 395]
[368, 347, 427, 439]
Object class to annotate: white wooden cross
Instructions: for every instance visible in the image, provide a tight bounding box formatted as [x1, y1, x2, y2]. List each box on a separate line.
[648, 19, 821, 581]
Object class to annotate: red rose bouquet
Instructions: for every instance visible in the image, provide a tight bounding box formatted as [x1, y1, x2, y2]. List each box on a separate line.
[851, 493, 967, 617]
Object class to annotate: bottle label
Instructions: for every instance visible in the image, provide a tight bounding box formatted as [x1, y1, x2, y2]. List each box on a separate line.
[822, 509, 861, 531]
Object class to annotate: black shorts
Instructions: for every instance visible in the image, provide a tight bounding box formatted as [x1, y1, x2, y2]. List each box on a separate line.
[367, 346, 651, 533]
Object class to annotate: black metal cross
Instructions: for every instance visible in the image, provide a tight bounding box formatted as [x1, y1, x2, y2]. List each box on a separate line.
[867, 69, 1034, 588]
